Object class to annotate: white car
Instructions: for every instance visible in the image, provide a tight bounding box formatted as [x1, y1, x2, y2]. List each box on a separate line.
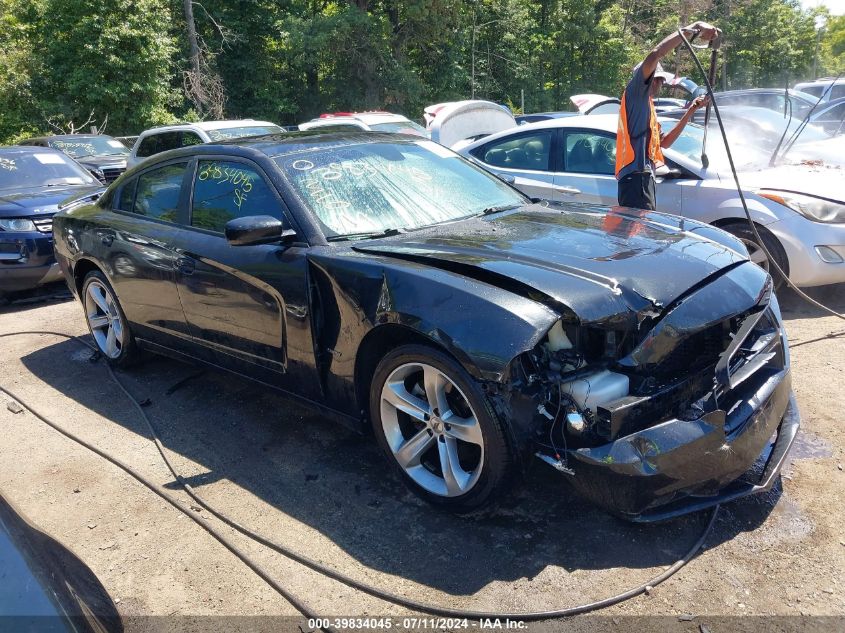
[298, 112, 428, 137]
[128, 120, 284, 168]
[457, 114, 845, 288]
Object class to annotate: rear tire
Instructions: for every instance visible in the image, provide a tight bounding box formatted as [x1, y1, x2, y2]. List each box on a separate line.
[369, 344, 513, 511]
[81, 271, 139, 367]
[721, 221, 789, 289]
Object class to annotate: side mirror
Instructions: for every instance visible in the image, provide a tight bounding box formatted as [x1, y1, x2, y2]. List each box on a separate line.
[497, 173, 516, 185]
[225, 215, 296, 247]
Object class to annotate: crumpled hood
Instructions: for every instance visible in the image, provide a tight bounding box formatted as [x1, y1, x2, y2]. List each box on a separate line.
[739, 163, 845, 204]
[0, 185, 102, 218]
[354, 204, 748, 326]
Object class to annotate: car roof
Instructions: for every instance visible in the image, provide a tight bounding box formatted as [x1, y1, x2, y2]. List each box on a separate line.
[23, 133, 114, 142]
[127, 131, 428, 165]
[301, 113, 411, 127]
[142, 120, 279, 134]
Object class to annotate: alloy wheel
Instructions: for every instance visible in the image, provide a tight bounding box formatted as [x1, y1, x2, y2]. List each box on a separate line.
[379, 362, 484, 497]
[740, 237, 770, 272]
[84, 280, 125, 359]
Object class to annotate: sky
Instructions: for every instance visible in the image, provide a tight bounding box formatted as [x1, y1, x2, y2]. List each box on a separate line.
[802, 0, 845, 16]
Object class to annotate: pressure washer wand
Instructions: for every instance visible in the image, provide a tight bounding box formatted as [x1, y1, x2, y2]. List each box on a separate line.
[700, 31, 722, 170]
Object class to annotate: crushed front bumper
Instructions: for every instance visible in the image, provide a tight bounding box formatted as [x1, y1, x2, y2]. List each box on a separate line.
[560, 368, 798, 522]
[0, 234, 62, 293]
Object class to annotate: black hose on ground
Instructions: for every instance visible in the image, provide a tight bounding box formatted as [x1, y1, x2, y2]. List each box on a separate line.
[0, 329, 720, 622]
[677, 30, 845, 324]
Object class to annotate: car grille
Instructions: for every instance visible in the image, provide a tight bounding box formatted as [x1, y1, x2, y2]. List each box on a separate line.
[101, 167, 126, 183]
[32, 216, 53, 234]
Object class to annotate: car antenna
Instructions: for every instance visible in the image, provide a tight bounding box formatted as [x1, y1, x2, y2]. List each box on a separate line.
[698, 30, 722, 170]
[772, 72, 842, 166]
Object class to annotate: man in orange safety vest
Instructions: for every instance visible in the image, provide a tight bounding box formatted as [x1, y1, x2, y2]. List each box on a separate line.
[616, 21, 719, 210]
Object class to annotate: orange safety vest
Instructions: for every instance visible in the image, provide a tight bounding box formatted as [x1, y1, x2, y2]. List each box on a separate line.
[615, 92, 664, 178]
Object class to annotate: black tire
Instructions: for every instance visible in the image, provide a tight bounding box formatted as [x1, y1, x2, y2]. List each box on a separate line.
[721, 221, 789, 289]
[369, 343, 514, 511]
[81, 271, 139, 367]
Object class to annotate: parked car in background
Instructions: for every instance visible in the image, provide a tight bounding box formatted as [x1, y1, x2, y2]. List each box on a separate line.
[128, 120, 284, 168]
[298, 112, 428, 137]
[459, 115, 845, 288]
[808, 97, 845, 136]
[19, 134, 129, 184]
[0, 147, 102, 301]
[53, 131, 798, 520]
[711, 88, 817, 119]
[516, 112, 578, 125]
[794, 77, 845, 103]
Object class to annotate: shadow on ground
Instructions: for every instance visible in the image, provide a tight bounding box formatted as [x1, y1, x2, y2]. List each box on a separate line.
[778, 284, 845, 321]
[17, 330, 782, 597]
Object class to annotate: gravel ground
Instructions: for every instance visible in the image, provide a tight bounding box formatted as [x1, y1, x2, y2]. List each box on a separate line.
[0, 283, 843, 632]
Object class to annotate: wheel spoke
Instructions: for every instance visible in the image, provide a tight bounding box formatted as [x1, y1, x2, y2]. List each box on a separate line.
[88, 285, 110, 313]
[442, 412, 484, 446]
[395, 428, 435, 468]
[423, 365, 448, 414]
[438, 437, 469, 496]
[383, 381, 430, 422]
[105, 326, 119, 357]
[88, 315, 110, 330]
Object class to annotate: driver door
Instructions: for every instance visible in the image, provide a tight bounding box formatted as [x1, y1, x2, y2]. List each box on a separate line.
[167, 157, 319, 398]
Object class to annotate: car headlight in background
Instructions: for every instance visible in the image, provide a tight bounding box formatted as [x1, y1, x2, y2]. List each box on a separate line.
[0, 218, 37, 232]
[757, 190, 845, 224]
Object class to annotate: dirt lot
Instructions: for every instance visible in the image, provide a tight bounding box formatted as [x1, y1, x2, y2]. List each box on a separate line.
[0, 283, 843, 632]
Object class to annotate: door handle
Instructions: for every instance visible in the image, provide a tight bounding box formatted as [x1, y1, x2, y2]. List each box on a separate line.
[175, 257, 195, 275]
[555, 186, 581, 195]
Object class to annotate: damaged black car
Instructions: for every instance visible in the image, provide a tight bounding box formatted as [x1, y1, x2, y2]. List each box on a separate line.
[52, 132, 799, 521]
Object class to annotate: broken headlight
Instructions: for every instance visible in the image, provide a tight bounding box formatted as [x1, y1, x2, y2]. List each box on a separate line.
[758, 190, 845, 224]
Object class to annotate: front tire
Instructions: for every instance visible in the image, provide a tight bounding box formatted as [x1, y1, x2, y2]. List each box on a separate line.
[369, 344, 513, 511]
[81, 271, 138, 367]
[722, 221, 789, 289]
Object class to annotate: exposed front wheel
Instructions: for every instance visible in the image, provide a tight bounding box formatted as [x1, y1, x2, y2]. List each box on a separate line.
[722, 221, 789, 289]
[369, 344, 513, 510]
[82, 271, 138, 367]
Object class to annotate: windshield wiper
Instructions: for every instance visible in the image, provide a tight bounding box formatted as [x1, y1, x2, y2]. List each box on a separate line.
[327, 227, 405, 242]
[478, 203, 522, 216]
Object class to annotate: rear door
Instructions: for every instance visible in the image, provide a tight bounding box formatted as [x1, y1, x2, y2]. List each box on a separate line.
[168, 156, 318, 395]
[469, 128, 559, 200]
[100, 160, 192, 345]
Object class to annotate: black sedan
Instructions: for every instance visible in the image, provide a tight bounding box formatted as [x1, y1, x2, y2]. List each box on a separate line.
[0, 147, 102, 301]
[20, 134, 130, 184]
[53, 132, 799, 520]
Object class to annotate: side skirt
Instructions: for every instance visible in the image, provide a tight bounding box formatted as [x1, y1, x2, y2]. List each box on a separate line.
[136, 337, 365, 434]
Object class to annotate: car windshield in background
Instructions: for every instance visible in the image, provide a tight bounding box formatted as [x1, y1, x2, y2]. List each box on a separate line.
[0, 152, 98, 191]
[276, 140, 526, 238]
[369, 121, 430, 137]
[48, 136, 129, 158]
[206, 125, 284, 141]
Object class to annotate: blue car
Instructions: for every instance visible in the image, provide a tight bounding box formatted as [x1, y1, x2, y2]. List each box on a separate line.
[0, 146, 102, 301]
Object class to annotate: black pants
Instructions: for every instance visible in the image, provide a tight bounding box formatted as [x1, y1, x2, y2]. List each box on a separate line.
[617, 171, 656, 210]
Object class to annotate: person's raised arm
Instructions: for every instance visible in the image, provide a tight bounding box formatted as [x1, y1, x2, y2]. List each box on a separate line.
[661, 95, 710, 149]
[641, 21, 719, 80]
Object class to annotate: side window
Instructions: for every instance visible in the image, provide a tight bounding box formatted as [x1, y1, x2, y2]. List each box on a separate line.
[191, 160, 280, 233]
[181, 131, 203, 147]
[136, 132, 181, 158]
[475, 131, 552, 171]
[116, 178, 137, 212]
[831, 84, 845, 100]
[131, 163, 188, 222]
[564, 132, 616, 175]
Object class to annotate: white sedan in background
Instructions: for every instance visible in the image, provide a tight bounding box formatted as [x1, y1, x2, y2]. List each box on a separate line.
[457, 115, 845, 288]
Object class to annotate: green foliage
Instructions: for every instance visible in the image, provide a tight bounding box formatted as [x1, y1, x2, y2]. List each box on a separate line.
[0, 0, 830, 143]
